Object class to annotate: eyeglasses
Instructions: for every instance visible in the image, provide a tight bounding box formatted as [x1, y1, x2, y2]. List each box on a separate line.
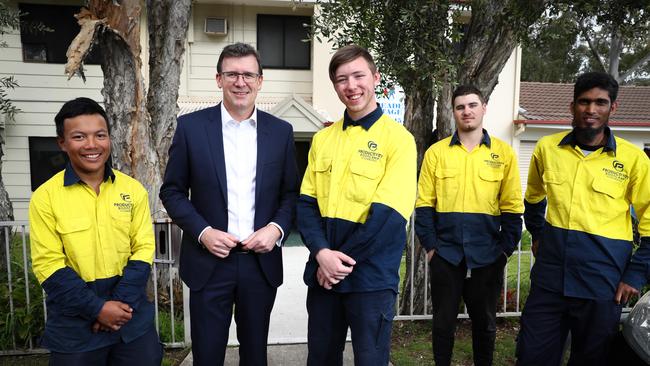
[220, 71, 260, 82]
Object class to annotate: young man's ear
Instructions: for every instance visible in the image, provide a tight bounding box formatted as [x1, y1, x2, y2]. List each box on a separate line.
[57, 136, 66, 151]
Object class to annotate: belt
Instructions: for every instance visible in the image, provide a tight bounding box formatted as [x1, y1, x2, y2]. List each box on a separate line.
[231, 242, 251, 254]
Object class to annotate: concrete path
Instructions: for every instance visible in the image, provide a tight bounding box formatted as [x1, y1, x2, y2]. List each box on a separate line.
[181, 343, 356, 365]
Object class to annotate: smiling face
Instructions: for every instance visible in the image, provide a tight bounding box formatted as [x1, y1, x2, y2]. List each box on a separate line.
[216, 55, 263, 121]
[452, 93, 486, 132]
[332, 56, 380, 120]
[57, 113, 111, 181]
[570, 87, 618, 144]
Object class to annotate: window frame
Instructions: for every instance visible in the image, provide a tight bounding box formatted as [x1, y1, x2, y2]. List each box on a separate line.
[28, 136, 68, 191]
[256, 14, 311, 70]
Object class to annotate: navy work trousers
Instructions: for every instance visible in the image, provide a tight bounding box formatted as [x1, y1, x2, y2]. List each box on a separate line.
[306, 287, 395, 366]
[49, 326, 162, 366]
[516, 284, 622, 366]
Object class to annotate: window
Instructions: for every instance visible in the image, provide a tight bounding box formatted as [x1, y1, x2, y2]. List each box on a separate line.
[257, 15, 311, 69]
[29, 137, 68, 191]
[19, 3, 101, 64]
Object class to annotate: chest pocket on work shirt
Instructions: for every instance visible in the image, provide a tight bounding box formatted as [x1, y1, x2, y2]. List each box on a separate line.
[346, 159, 383, 205]
[110, 210, 133, 257]
[478, 168, 504, 212]
[313, 158, 332, 199]
[56, 217, 93, 259]
[591, 176, 627, 222]
[435, 168, 459, 206]
[542, 170, 569, 217]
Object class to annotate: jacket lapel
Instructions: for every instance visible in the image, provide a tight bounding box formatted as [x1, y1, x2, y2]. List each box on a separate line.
[205, 104, 228, 203]
[255, 112, 271, 204]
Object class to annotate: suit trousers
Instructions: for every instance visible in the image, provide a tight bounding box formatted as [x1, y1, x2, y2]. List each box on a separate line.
[306, 287, 395, 366]
[189, 252, 277, 366]
[429, 254, 506, 366]
[516, 284, 622, 366]
[48, 326, 162, 366]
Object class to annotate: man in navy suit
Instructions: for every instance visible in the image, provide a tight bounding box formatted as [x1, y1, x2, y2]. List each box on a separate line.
[160, 43, 298, 366]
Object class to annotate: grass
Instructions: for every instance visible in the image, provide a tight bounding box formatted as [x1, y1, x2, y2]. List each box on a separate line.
[391, 318, 519, 366]
[157, 309, 185, 344]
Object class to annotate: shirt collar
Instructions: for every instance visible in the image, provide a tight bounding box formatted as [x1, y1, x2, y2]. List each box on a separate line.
[558, 126, 616, 153]
[221, 102, 257, 127]
[63, 161, 115, 187]
[449, 129, 491, 148]
[342, 105, 383, 131]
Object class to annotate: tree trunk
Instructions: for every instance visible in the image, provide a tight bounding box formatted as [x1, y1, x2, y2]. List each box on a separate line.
[145, 0, 191, 182]
[435, 81, 455, 141]
[608, 30, 622, 82]
[403, 87, 436, 166]
[399, 87, 435, 315]
[0, 136, 13, 222]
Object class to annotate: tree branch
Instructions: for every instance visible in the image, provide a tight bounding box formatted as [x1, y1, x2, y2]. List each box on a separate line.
[619, 51, 650, 82]
[580, 19, 607, 72]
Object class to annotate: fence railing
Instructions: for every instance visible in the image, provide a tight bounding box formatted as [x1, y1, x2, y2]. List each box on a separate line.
[0, 219, 641, 355]
[395, 215, 640, 320]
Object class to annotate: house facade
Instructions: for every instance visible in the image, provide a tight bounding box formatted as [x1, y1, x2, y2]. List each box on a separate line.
[0, 0, 521, 221]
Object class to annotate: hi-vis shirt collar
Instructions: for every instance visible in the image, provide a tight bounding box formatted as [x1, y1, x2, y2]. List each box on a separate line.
[449, 129, 492, 148]
[63, 161, 116, 186]
[343, 105, 383, 130]
[558, 126, 617, 154]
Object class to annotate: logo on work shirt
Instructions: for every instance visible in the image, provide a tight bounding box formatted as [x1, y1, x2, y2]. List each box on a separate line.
[613, 160, 624, 172]
[484, 152, 504, 169]
[114, 193, 133, 212]
[358, 141, 383, 162]
[602, 160, 628, 182]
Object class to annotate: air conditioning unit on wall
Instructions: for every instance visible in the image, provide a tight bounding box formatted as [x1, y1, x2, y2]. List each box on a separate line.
[205, 17, 227, 35]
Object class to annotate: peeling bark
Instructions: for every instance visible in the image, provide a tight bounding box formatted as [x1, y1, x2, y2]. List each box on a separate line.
[65, 0, 190, 214]
[64, 9, 104, 80]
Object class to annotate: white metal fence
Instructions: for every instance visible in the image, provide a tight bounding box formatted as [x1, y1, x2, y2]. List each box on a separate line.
[0, 219, 640, 355]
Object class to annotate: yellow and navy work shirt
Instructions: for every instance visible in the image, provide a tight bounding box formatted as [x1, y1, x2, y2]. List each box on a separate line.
[415, 131, 524, 268]
[29, 163, 155, 352]
[298, 106, 417, 293]
[525, 129, 650, 300]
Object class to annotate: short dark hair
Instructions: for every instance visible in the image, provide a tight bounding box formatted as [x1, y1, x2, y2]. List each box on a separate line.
[217, 42, 263, 75]
[328, 44, 377, 81]
[54, 97, 110, 138]
[452, 84, 485, 107]
[574, 72, 619, 103]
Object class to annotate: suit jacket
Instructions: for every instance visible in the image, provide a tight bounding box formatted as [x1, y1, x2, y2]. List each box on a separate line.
[160, 104, 298, 291]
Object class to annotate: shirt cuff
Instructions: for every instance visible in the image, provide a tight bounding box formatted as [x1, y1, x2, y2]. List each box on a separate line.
[268, 222, 284, 247]
[198, 226, 211, 244]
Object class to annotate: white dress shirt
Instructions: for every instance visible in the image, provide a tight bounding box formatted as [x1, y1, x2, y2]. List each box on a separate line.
[198, 104, 283, 246]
